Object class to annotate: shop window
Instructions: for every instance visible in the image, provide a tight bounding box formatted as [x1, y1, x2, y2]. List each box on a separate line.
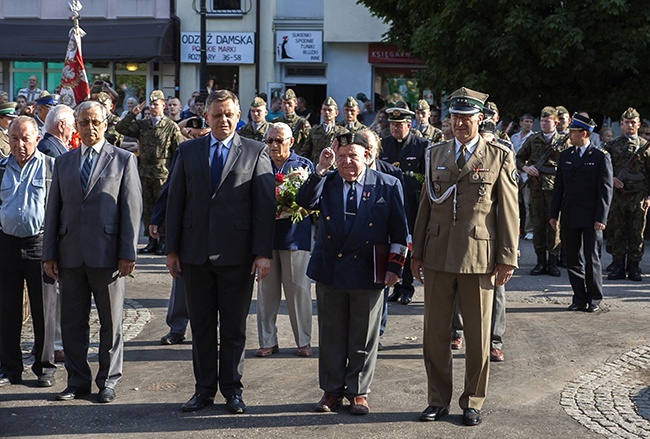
[115, 63, 149, 114]
[46, 62, 64, 94]
[210, 0, 248, 16]
[207, 66, 239, 95]
[12, 62, 43, 100]
[374, 67, 422, 110]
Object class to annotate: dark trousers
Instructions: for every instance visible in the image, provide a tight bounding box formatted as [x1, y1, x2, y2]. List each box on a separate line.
[59, 265, 125, 390]
[562, 226, 604, 306]
[166, 277, 189, 335]
[0, 232, 56, 379]
[182, 262, 254, 399]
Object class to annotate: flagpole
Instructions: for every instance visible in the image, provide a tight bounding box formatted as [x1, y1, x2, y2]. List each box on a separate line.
[60, 0, 90, 108]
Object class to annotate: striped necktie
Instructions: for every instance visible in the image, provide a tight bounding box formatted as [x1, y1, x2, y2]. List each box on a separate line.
[80, 148, 94, 192]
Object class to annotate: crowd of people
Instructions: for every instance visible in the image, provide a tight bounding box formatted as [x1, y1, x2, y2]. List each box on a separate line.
[0, 75, 645, 427]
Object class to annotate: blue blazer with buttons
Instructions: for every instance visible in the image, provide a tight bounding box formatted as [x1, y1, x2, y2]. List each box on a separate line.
[297, 167, 408, 290]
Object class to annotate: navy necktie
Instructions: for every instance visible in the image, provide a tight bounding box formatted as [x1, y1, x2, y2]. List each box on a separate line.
[80, 148, 94, 193]
[211, 141, 224, 190]
[344, 181, 357, 236]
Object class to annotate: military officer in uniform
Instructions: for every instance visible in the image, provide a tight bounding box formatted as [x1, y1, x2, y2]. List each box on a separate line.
[238, 97, 270, 142]
[411, 87, 519, 426]
[116, 90, 184, 255]
[96, 92, 123, 149]
[516, 106, 569, 276]
[272, 89, 311, 152]
[604, 107, 650, 281]
[0, 102, 18, 157]
[300, 97, 348, 165]
[550, 114, 613, 312]
[381, 107, 429, 304]
[414, 99, 443, 143]
[556, 106, 571, 135]
[337, 97, 366, 133]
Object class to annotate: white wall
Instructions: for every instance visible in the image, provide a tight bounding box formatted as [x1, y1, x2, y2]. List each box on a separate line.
[276, 0, 323, 19]
[1, 0, 168, 19]
[324, 42, 373, 110]
[324, 0, 388, 43]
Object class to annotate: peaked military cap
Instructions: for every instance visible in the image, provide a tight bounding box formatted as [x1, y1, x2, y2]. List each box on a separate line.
[568, 113, 597, 132]
[149, 90, 165, 103]
[416, 99, 430, 111]
[35, 94, 59, 107]
[251, 97, 266, 107]
[621, 107, 640, 120]
[447, 87, 488, 115]
[0, 102, 18, 117]
[335, 131, 369, 149]
[343, 96, 359, 108]
[322, 96, 338, 108]
[282, 89, 297, 101]
[387, 107, 415, 122]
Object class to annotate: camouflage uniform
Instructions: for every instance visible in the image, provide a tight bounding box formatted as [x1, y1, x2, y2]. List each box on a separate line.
[116, 112, 184, 238]
[417, 124, 443, 143]
[516, 131, 570, 262]
[105, 112, 123, 149]
[238, 120, 270, 142]
[336, 119, 366, 133]
[272, 113, 311, 152]
[300, 123, 348, 164]
[604, 135, 650, 264]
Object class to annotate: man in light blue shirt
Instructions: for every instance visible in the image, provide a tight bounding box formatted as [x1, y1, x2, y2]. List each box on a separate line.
[0, 116, 57, 388]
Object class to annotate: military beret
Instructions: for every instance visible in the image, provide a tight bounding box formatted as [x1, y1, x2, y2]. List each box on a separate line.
[335, 131, 369, 149]
[540, 106, 558, 118]
[322, 96, 338, 108]
[356, 92, 369, 103]
[447, 87, 488, 115]
[251, 97, 266, 107]
[343, 96, 359, 108]
[0, 102, 18, 117]
[621, 107, 640, 120]
[387, 107, 415, 122]
[556, 105, 569, 116]
[393, 100, 409, 110]
[35, 94, 59, 107]
[186, 116, 208, 129]
[149, 90, 165, 103]
[479, 120, 496, 134]
[568, 113, 597, 132]
[282, 88, 297, 101]
[96, 92, 113, 104]
[416, 99, 430, 111]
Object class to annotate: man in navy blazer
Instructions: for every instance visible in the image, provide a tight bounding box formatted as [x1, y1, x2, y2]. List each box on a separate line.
[297, 130, 408, 415]
[37, 105, 76, 158]
[550, 113, 613, 312]
[43, 101, 142, 403]
[165, 90, 276, 414]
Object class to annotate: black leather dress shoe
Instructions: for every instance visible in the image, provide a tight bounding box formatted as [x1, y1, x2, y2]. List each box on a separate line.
[567, 303, 586, 311]
[529, 263, 547, 275]
[160, 332, 186, 345]
[181, 393, 214, 412]
[462, 408, 482, 426]
[56, 387, 91, 401]
[587, 303, 601, 313]
[98, 387, 116, 403]
[226, 395, 246, 414]
[386, 290, 400, 302]
[37, 374, 55, 387]
[155, 242, 166, 256]
[400, 293, 413, 305]
[0, 373, 22, 387]
[419, 405, 449, 422]
[139, 238, 158, 254]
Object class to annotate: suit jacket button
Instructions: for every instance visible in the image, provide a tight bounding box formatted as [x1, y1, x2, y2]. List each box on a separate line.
[369, 223, 373, 227]
[354, 255, 358, 259]
[327, 235, 331, 239]
[326, 216, 331, 220]
[338, 253, 343, 258]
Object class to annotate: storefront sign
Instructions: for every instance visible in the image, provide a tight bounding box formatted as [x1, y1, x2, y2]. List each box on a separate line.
[368, 44, 422, 65]
[180, 32, 255, 64]
[276, 31, 322, 63]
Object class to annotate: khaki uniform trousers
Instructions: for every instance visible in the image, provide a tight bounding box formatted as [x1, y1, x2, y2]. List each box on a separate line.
[423, 269, 494, 410]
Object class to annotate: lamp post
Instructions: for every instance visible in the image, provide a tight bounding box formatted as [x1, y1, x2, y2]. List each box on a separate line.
[200, 0, 207, 95]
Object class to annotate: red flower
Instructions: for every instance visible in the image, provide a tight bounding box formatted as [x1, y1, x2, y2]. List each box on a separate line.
[275, 173, 284, 183]
[69, 131, 81, 150]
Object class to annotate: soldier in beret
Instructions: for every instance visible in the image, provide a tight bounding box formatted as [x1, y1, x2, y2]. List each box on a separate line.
[411, 86, 519, 426]
[380, 107, 429, 304]
[272, 89, 311, 152]
[556, 106, 571, 135]
[414, 100, 443, 143]
[96, 92, 123, 149]
[238, 97, 270, 142]
[337, 96, 366, 133]
[604, 107, 650, 281]
[300, 97, 348, 164]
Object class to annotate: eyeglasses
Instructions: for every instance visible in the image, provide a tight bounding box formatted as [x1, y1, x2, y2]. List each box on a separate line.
[265, 137, 289, 145]
[77, 118, 106, 128]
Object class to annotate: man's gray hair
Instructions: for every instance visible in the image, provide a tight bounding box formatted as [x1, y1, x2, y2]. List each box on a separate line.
[8, 115, 39, 134]
[267, 122, 293, 139]
[75, 100, 107, 120]
[44, 104, 75, 133]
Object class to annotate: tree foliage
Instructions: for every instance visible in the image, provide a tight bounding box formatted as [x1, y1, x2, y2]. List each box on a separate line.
[359, 0, 650, 119]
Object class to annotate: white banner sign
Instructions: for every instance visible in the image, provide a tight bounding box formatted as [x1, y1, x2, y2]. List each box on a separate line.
[180, 32, 255, 64]
[275, 31, 323, 63]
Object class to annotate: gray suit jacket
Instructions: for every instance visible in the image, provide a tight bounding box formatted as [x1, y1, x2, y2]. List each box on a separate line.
[42, 141, 142, 268]
[166, 133, 276, 266]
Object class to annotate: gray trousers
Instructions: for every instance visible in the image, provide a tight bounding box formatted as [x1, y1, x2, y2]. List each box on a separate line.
[452, 284, 506, 350]
[315, 282, 382, 398]
[59, 266, 124, 391]
[165, 277, 189, 336]
[257, 250, 312, 348]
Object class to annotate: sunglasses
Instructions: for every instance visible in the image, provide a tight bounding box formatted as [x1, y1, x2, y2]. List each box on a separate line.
[265, 137, 289, 145]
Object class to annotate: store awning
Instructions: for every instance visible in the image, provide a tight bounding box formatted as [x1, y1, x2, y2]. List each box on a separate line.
[0, 19, 177, 62]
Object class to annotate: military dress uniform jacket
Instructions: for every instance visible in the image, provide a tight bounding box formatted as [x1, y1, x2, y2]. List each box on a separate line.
[516, 131, 569, 191]
[337, 120, 366, 133]
[604, 135, 650, 195]
[238, 120, 270, 143]
[296, 168, 408, 290]
[272, 113, 311, 152]
[412, 137, 519, 274]
[299, 123, 348, 164]
[115, 112, 184, 178]
[550, 145, 613, 228]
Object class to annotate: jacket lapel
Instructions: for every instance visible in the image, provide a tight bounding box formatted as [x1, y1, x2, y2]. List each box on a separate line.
[199, 136, 211, 192]
[85, 142, 114, 198]
[327, 175, 345, 241]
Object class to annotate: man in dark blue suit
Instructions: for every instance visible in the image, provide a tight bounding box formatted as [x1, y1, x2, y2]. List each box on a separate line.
[550, 113, 613, 313]
[297, 131, 408, 415]
[37, 105, 76, 158]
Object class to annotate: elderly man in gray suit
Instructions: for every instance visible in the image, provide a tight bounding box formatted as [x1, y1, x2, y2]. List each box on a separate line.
[166, 89, 276, 414]
[43, 100, 142, 404]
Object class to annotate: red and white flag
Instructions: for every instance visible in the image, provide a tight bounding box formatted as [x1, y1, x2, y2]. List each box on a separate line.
[59, 27, 90, 108]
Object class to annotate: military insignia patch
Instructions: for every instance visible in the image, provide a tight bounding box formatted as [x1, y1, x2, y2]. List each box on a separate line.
[392, 161, 400, 168]
[511, 168, 518, 183]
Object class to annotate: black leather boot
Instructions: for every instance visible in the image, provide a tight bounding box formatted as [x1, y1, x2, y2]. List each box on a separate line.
[627, 260, 642, 281]
[530, 254, 547, 275]
[139, 237, 158, 254]
[155, 239, 166, 256]
[607, 260, 626, 280]
[547, 255, 561, 277]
